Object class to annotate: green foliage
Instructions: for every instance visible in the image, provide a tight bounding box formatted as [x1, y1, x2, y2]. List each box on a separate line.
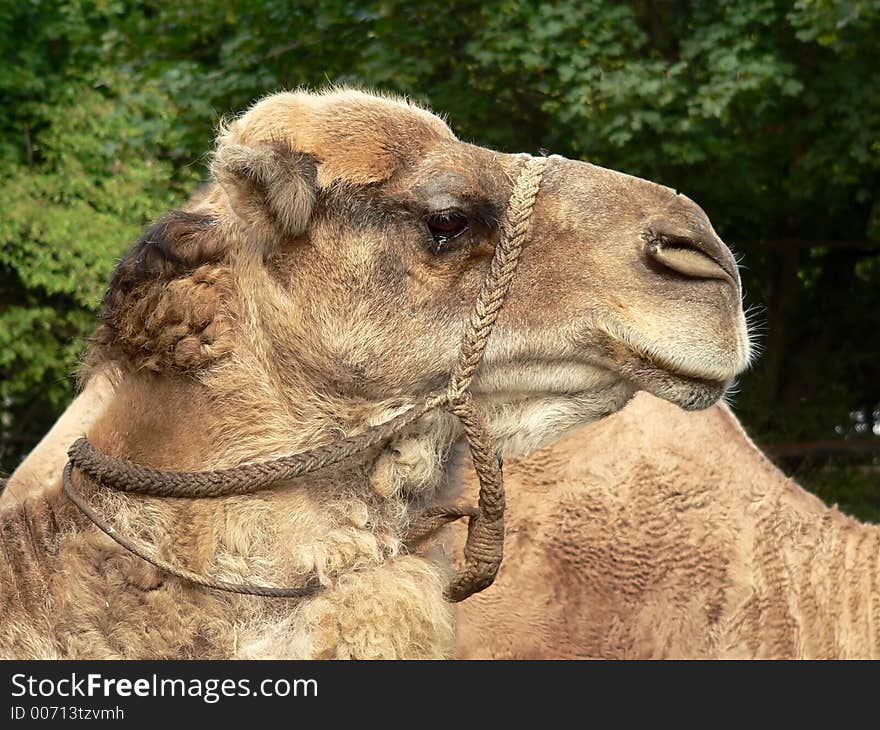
[796, 461, 880, 524]
[0, 2, 198, 454]
[0, 0, 877, 519]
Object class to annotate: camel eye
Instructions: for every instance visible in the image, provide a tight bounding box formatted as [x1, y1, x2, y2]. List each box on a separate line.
[425, 211, 469, 251]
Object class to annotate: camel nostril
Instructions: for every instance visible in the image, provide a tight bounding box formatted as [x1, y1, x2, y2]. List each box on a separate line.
[645, 233, 736, 285]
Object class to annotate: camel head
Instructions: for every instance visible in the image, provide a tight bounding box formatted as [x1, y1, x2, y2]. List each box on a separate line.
[91, 89, 750, 457]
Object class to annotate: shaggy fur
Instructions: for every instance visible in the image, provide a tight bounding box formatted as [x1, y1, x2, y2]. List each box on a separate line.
[453, 392, 880, 659]
[0, 88, 748, 659]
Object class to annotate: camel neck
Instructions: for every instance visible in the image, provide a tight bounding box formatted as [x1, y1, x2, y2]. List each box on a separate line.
[68, 367, 455, 584]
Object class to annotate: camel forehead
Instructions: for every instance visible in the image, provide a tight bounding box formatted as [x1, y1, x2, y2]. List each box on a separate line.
[227, 89, 457, 185]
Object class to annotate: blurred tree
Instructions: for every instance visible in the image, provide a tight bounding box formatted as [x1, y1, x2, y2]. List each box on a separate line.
[1, 0, 877, 516]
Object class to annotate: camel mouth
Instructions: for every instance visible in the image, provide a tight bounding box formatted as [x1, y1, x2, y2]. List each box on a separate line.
[574, 317, 742, 411]
[590, 310, 750, 386]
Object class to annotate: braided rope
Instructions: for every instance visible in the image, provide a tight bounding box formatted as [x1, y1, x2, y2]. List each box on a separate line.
[62, 156, 549, 602]
[401, 504, 480, 548]
[438, 156, 547, 600]
[62, 463, 320, 598]
[67, 394, 443, 498]
[442, 394, 506, 601]
[449, 156, 548, 398]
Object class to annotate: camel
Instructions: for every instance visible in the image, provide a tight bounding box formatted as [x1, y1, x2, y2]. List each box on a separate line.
[0, 88, 748, 659]
[451, 392, 880, 659]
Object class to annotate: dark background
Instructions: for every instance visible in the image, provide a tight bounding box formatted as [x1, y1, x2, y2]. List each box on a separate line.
[1, 1, 878, 517]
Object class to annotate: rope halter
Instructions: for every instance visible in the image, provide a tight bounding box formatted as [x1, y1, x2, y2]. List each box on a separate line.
[63, 155, 551, 603]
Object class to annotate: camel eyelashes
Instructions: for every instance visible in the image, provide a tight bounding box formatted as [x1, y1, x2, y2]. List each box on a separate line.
[425, 210, 470, 252]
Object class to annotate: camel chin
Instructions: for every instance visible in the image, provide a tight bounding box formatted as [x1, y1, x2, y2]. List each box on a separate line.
[625, 363, 730, 411]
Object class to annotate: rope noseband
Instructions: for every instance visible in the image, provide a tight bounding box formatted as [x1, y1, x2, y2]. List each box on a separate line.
[63, 155, 550, 602]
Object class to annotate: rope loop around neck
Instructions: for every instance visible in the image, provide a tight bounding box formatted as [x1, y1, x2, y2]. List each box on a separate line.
[62, 155, 550, 603]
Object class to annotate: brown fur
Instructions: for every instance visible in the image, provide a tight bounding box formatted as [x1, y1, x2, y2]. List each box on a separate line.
[0, 88, 748, 658]
[453, 392, 880, 659]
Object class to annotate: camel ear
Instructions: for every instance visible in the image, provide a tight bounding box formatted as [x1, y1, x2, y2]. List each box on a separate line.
[211, 140, 317, 243]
